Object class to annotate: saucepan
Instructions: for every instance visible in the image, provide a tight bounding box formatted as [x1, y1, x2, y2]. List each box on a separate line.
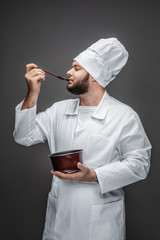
[49, 149, 83, 173]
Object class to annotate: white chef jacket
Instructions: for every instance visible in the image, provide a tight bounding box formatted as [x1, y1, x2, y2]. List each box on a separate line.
[13, 90, 152, 240]
[74, 106, 97, 148]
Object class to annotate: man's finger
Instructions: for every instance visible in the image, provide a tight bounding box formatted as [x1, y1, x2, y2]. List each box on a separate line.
[77, 162, 88, 172]
[54, 170, 82, 181]
[31, 69, 45, 76]
[25, 63, 38, 73]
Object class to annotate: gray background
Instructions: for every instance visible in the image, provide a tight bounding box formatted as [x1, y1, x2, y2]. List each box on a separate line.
[1, 0, 159, 239]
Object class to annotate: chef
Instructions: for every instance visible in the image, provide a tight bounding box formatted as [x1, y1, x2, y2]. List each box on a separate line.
[13, 38, 152, 240]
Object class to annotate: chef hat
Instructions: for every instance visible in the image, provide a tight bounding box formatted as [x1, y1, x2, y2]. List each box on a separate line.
[73, 37, 129, 88]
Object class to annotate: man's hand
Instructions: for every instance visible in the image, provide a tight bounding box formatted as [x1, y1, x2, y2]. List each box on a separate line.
[51, 162, 98, 182]
[24, 63, 45, 96]
[21, 63, 46, 110]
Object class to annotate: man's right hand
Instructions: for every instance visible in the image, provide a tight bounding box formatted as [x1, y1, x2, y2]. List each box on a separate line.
[25, 63, 45, 96]
[21, 63, 46, 110]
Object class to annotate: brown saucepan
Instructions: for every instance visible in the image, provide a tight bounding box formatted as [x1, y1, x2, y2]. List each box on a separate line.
[49, 149, 83, 173]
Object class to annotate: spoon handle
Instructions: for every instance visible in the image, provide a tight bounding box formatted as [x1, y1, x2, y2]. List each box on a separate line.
[37, 67, 68, 81]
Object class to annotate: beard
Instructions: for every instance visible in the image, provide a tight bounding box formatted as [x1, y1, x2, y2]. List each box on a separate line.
[66, 73, 89, 95]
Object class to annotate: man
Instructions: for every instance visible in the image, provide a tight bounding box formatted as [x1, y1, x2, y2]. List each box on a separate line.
[13, 38, 152, 240]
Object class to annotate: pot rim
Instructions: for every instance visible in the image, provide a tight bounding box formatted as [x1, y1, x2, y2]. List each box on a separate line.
[49, 149, 83, 157]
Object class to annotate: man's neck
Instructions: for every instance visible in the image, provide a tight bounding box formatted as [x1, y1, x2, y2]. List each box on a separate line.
[79, 88, 105, 106]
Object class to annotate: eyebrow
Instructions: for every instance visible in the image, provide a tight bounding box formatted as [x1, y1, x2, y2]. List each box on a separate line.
[72, 62, 81, 67]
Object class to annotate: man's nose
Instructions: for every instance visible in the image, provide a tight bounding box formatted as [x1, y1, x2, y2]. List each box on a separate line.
[67, 68, 73, 76]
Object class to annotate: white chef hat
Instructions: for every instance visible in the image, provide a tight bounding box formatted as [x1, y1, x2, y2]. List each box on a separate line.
[73, 37, 129, 88]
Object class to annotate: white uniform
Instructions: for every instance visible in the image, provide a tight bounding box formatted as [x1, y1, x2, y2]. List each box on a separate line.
[13, 91, 152, 240]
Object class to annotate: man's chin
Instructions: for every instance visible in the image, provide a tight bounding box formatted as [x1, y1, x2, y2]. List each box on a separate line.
[66, 84, 74, 91]
[66, 86, 79, 95]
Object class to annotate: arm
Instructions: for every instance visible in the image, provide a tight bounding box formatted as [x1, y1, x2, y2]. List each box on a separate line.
[94, 110, 152, 194]
[21, 63, 45, 110]
[13, 63, 48, 146]
[13, 100, 54, 146]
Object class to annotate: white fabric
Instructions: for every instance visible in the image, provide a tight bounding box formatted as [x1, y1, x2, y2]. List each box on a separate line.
[74, 37, 129, 87]
[78, 105, 97, 122]
[73, 106, 97, 150]
[13, 91, 151, 240]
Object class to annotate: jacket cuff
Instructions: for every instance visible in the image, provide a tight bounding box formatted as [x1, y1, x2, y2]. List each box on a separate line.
[94, 168, 105, 194]
[15, 99, 37, 112]
[14, 100, 37, 142]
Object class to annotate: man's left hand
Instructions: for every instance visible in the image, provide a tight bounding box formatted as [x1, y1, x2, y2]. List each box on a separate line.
[51, 162, 98, 182]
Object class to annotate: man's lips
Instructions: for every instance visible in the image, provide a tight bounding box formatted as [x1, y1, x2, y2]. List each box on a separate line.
[67, 79, 73, 83]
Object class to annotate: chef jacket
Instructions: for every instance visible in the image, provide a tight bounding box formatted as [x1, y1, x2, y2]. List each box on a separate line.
[13, 90, 152, 240]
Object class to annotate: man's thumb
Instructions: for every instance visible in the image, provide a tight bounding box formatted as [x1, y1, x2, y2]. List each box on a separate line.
[77, 162, 86, 171]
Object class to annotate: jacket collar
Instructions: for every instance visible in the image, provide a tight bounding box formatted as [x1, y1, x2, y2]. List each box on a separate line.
[65, 90, 111, 120]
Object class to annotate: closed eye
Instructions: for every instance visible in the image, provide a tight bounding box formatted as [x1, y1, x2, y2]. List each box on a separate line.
[74, 66, 81, 71]
[72, 64, 81, 71]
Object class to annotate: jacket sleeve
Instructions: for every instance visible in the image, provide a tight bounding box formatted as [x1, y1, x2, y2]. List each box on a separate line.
[94, 109, 152, 194]
[13, 100, 55, 146]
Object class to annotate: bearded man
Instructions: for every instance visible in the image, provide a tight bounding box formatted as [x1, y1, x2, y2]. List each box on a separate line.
[13, 38, 152, 240]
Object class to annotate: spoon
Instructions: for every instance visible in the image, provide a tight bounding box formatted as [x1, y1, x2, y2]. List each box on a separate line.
[36, 67, 68, 81]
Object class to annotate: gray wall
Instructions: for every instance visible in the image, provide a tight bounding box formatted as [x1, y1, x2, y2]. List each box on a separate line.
[1, 0, 159, 239]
